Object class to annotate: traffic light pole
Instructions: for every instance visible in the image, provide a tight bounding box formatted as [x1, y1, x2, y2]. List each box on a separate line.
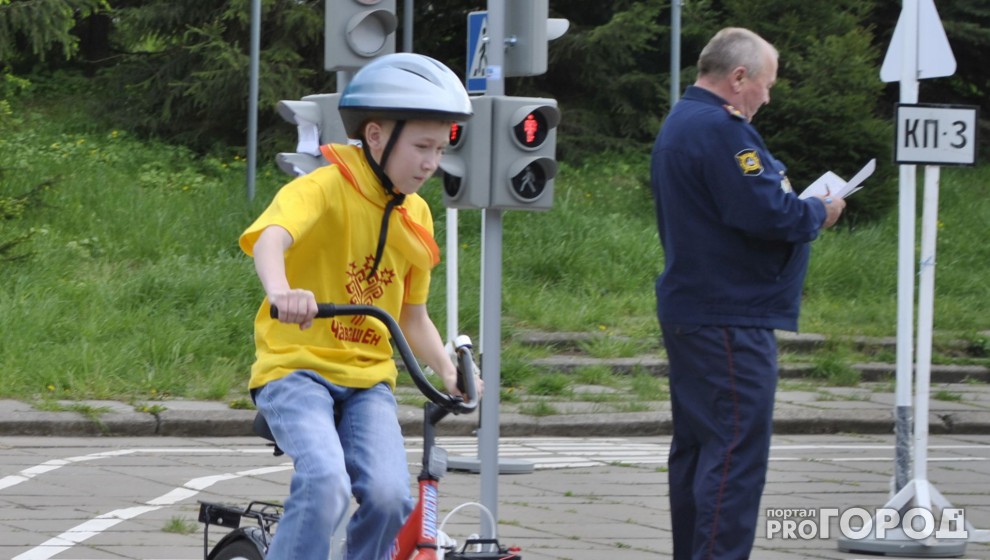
[247, 0, 261, 201]
[478, 0, 506, 531]
[403, 0, 413, 52]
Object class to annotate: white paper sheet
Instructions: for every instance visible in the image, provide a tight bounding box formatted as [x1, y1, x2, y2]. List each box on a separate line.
[799, 158, 877, 200]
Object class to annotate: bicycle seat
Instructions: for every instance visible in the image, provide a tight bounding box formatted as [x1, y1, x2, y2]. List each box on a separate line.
[252, 413, 284, 456]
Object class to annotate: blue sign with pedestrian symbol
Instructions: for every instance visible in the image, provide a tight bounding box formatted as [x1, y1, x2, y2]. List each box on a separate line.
[466, 12, 488, 93]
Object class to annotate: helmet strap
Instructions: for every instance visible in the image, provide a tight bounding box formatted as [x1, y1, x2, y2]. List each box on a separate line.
[362, 119, 405, 197]
[362, 120, 407, 282]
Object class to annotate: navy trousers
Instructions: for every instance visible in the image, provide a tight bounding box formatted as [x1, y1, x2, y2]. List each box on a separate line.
[661, 324, 778, 560]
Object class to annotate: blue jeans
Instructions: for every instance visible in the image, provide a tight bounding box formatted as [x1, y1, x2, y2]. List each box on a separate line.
[254, 370, 413, 560]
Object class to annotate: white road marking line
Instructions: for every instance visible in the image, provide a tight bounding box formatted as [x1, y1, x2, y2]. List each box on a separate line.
[13, 464, 292, 560]
[4, 440, 990, 489]
[435, 439, 990, 470]
[0, 448, 273, 491]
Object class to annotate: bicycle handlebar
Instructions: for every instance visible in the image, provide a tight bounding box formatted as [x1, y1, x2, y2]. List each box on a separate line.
[270, 304, 478, 415]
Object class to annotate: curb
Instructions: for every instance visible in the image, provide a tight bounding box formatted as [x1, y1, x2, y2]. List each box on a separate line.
[528, 355, 990, 383]
[4, 401, 990, 439]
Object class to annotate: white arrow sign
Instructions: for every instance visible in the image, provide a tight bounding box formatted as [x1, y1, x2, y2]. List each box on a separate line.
[881, 0, 956, 82]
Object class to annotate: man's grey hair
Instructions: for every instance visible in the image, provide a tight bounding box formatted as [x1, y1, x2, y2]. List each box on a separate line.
[697, 27, 777, 80]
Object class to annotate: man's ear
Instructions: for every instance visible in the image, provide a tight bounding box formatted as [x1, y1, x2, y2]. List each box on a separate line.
[731, 66, 747, 92]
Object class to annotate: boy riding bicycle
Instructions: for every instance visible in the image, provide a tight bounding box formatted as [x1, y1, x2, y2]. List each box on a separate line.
[238, 53, 480, 560]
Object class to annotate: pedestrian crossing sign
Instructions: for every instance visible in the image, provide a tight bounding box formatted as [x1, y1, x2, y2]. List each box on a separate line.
[467, 11, 488, 93]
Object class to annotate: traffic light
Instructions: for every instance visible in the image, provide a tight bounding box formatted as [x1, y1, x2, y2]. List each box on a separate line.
[440, 96, 492, 209]
[504, 0, 547, 77]
[275, 93, 348, 176]
[324, 0, 397, 71]
[488, 96, 560, 210]
[503, 0, 569, 77]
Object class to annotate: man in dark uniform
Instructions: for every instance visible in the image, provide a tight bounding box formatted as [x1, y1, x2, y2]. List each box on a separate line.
[650, 27, 845, 559]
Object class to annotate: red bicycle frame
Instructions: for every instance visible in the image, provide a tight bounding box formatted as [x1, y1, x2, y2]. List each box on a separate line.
[391, 398, 447, 560]
[392, 477, 442, 560]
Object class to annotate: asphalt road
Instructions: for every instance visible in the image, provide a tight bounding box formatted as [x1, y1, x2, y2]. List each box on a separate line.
[2, 435, 990, 560]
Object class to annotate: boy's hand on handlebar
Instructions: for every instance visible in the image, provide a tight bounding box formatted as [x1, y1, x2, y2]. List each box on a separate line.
[464, 368, 483, 401]
[439, 368, 483, 403]
[269, 289, 318, 330]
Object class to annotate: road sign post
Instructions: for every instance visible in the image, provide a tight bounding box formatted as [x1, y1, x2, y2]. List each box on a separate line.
[838, 2, 988, 554]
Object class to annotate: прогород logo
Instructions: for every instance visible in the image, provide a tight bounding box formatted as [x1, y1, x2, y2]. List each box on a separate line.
[765, 507, 968, 541]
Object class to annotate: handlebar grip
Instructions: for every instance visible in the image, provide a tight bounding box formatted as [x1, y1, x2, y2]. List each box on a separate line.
[270, 304, 338, 320]
[454, 345, 479, 413]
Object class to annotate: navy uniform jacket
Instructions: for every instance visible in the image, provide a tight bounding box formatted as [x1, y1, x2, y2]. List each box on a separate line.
[650, 86, 827, 332]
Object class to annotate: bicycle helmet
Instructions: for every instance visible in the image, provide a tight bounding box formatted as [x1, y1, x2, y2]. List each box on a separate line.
[338, 53, 473, 139]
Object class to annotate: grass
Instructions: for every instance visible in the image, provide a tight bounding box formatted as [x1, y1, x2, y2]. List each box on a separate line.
[162, 516, 198, 535]
[518, 401, 558, 417]
[573, 364, 621, 387]
[524, 373, 572, 396]
[1, 78, 989, 404]
[33, 401, 111, 418]
[808, 345, 862, 386]
[933, 390, 963, 402]
[32, 401, 113, 433]
[579, 333, 658, 359]
[630, 372, 668, 400]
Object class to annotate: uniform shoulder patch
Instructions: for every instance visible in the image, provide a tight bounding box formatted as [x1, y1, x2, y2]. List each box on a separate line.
[735, 149, 764, 176]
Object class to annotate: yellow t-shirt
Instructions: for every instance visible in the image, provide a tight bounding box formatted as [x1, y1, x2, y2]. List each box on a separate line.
[239, 144, 440, 391]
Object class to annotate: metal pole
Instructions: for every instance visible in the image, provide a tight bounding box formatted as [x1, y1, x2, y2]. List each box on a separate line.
[446, 208, 458, 342]
[247, 0, 261, 201]
[336, 70, 352, 94]
[670, 0, 682, 105]
[403, 0, 413, 52]
[893, 0, 920, 493]
[913, 165, 940, 491]
[479, 0, 506, 532]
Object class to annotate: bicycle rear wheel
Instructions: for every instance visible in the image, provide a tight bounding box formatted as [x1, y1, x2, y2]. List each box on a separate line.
[212, 538, 265, 560]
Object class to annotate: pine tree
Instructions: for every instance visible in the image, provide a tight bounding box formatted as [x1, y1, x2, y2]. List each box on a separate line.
[0, 0, 107, 64]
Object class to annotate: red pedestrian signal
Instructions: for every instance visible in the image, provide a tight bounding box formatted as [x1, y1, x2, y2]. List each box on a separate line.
[449, 122, 464, 148]
[513, 112, 549, 148]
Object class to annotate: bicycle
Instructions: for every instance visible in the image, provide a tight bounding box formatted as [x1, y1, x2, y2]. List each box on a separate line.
[198, 303, 521, 560]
